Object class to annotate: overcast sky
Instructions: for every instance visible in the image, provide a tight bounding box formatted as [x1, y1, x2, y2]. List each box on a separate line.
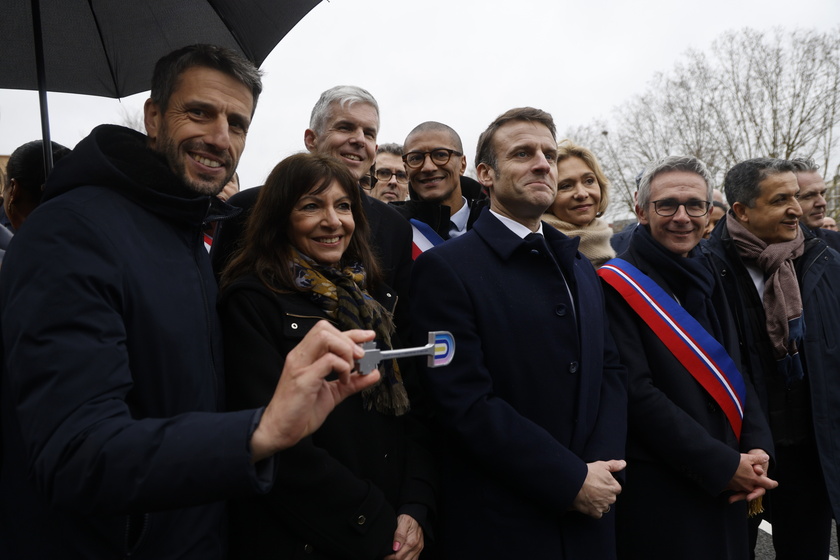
[1, 0, 838, 189]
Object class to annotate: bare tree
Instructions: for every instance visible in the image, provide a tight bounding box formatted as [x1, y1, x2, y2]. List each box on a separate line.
[565, 27, 840, 219]
[117, 105, 145, 133]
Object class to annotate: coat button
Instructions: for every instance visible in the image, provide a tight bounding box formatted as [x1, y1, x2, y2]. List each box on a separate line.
[530, 249, 540, 255]
[291, 322, 298, 329]
[304, 544, 313, 554]
[357, 515, 367, 525]
[555, 305, 567, 317]
[569, 361, 579, 374]
[386, 292, 392, 297]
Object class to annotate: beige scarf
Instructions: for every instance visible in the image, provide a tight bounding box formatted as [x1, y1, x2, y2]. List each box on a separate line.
[541, 214, 616, 267]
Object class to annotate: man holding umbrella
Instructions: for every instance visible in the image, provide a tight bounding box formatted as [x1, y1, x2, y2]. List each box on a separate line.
[0, 44, 381, 559]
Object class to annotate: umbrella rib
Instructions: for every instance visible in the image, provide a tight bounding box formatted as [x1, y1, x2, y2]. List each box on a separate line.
[86, 0, 121, 96]
[206, 0, 251, 61]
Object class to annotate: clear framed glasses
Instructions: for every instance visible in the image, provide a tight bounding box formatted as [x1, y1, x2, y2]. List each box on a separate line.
[374, 168, 409, 183]
[651, 199, 711, 217]
[403, 148, 462, 169]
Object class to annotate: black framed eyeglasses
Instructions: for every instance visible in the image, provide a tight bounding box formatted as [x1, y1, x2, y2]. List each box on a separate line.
[650, 199, 711, 217]
[359, 174, 373, 190]
[403, 148, 462, 169]
[374, 168, 409, 183]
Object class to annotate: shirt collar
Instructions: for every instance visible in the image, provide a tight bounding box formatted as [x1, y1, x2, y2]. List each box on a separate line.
[490, 209, 544, 239]
[448, 196, 470, 237]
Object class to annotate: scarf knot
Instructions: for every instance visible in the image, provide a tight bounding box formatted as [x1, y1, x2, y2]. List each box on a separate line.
[725, 214, 805, 386]
[541, 214, 616, 267]
[631, 225, 722, 339]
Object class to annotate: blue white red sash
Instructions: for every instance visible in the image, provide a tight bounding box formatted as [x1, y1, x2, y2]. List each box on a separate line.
[599, 258, 746, 440]
[410, 219, 445, 260]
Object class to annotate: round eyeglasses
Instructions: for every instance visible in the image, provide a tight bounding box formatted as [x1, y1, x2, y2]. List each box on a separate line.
[402, 148, 462, 169]
[374, 168, 409, 183]
[650, 199, 711, 217]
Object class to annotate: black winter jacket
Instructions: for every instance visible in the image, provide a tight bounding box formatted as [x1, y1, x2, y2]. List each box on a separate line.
[704, 220, 840, 521]
[220, 276, 436, 559]
[0, 125, 272, 559]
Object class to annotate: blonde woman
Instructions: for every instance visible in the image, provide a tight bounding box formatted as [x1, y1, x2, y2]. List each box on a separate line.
[543, 140, 615, 267]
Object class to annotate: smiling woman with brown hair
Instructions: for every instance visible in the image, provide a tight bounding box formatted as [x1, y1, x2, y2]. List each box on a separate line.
[219, 152, 432, 560]
[542, 140, 615, 267]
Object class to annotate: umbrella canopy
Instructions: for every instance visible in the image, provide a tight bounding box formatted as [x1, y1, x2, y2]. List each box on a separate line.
[1, 0, 321, 170]
[3, 0, 320, 97]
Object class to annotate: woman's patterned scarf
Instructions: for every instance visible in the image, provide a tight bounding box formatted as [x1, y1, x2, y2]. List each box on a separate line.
[541, 214, 616, 268]
[291, 250, 409, 415]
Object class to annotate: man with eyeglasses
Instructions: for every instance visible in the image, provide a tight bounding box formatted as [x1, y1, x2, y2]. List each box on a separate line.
[393, 122, 487, 253]
[598, 156, 775, 559]
[705, 158, 840, 560]
[367, 143, 409, 203]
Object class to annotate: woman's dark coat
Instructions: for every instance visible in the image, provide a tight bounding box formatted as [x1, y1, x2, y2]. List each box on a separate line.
[219, 276, 435, 559]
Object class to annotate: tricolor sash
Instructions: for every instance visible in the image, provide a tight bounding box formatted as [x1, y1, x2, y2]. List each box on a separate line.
[410, 219, 446, 260]
[599, 258, 746, 440]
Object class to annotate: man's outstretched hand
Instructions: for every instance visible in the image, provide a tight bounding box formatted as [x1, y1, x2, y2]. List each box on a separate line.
[250, 321, 381, 462]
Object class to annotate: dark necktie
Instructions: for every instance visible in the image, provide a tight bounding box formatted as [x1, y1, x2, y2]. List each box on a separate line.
[447, 220, 458, 239]
[524, 232, 577, 321]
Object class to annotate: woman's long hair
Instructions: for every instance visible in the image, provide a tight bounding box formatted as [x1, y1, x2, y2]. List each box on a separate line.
[221, 153, 382, 293]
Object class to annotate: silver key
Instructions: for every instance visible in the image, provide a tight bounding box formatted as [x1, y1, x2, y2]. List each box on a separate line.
[357, 331, 455, 375]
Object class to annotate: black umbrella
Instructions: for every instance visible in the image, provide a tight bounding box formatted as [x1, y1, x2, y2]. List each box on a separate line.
[1, 0, 321, 172]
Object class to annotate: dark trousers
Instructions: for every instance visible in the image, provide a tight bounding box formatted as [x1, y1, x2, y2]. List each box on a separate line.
[763, 442, 833, 560]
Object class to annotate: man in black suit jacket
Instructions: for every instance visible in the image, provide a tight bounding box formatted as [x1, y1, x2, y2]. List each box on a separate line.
[410, 107, 627, 559]
[706, 158, 840, 560]
[601, 155, 776, 560]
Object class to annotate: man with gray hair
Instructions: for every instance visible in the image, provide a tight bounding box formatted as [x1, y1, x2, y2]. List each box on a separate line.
[599, 155, 775, 559]
[789, 157, 840, 252]
[213, 86, 413, 304]
[705, 158, 840, 559]
[304, 85, 380, 184]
